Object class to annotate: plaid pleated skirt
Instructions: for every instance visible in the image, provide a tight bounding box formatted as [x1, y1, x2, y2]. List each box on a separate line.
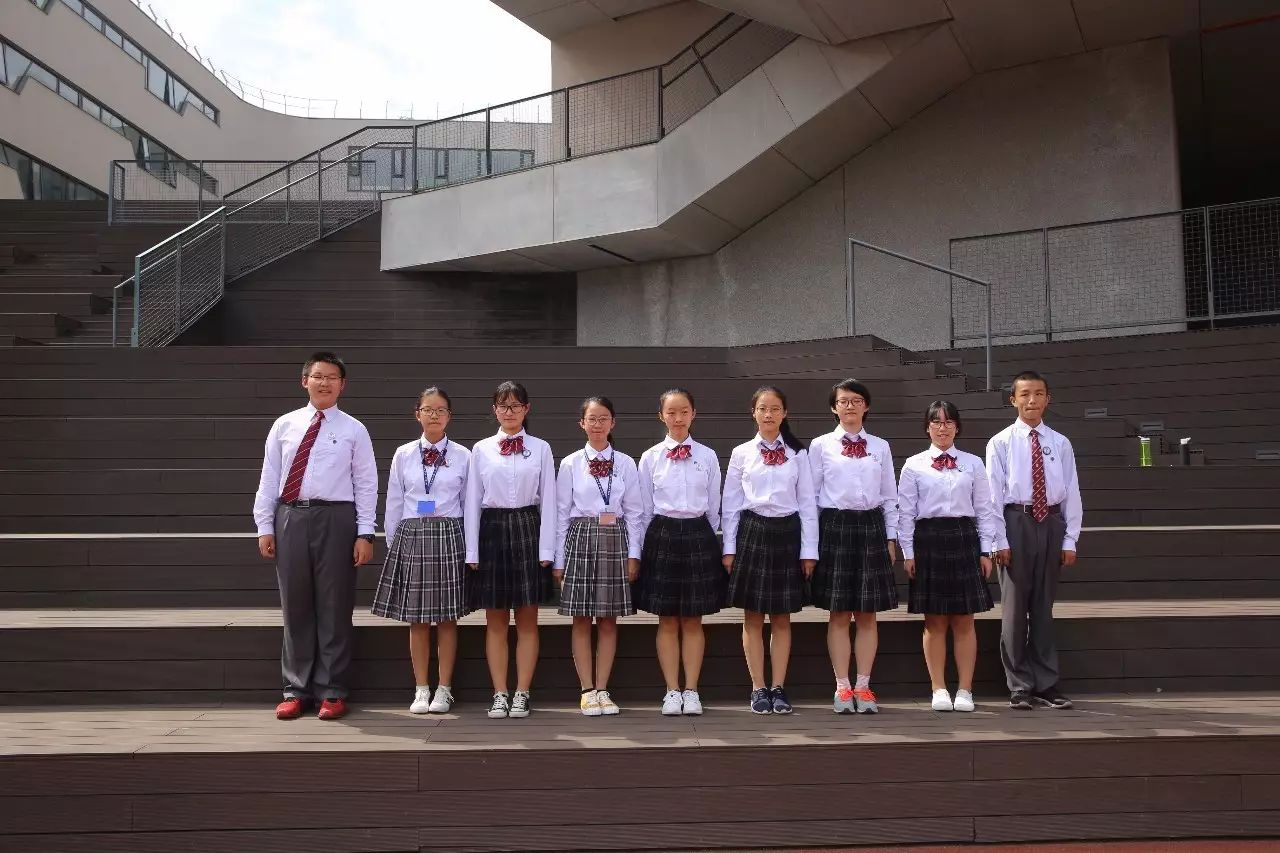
[726, 511, 805, 615]
[812, 507, 899, 613]
[468, 506, 552, 610]
[633, 515, 726, 617]
[558, 517, 634, 618]
[371, 517, 468, 623]
[908, 516, 993, 615]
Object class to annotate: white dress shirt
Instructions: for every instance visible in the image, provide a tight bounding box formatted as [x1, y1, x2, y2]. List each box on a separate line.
[721, 435, 819, 560]
[553, 444, 645, 567]
[985, 419, 1083, 551]
[808, 426, 899, 538]
[252, 403, 378, 536]
[896, 445, 1003, 560]
[637, 436, 722, 533]
[464, 428, 557, 564]
[384, 436, 471, 543]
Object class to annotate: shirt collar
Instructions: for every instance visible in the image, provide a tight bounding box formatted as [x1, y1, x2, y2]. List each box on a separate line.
[836, 426, 867, 442]
[585, 443, 612, 459]
[420, 435, 448, 452]
[1012, 418, 1046, 435]
[755, 433, 785, 451]
[663, 435, 692, 450]
[930, 444, 956, 458]
[495, 428, 527, 441]
[305, 402, 340, 418]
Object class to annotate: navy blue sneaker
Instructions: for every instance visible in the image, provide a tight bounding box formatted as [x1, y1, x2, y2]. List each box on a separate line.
[750, 687, 772, 714]
[770, 686, 794, 715]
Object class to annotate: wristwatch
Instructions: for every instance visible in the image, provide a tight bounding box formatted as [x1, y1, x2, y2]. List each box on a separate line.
[358, 534, 375, 543]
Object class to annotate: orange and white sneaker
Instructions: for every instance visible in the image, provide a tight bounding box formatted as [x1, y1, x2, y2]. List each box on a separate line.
[833, 687, 856, 714]
[853, 687, 879, 714]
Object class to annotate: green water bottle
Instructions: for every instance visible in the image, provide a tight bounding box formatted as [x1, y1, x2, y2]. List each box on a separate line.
[1139, 436, 1152, 467]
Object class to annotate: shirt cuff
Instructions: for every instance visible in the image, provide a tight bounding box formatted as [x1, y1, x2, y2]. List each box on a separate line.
[980, 539, 995, 554]
[256, 524, 274, 536]
[995, 536, 1009, 552]
[800, 549, 818, 561]
[884, 528, 898, 540]
[465, 552, 478, 564]
[1062, 536, 1077, 552]
[901, 546, 914, 560]
[539, 549, 555, 563]
[628, 547, 642, 560]
[358, 525, 375, 536]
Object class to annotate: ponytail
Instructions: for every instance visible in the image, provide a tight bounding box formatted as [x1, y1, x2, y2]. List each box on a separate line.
[778, 417, 805, 453]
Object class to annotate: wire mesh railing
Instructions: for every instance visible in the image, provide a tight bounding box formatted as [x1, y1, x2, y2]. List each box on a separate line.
[948, 196, 1280, 345]
[109, 160, 291, 224]
[127, 207, 226, 347]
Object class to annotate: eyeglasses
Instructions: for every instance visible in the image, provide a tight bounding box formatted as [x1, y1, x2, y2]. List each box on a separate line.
[754, 406, 785, 415]
[494, 403, 527, 414]
[306, 373, 342, 383]
[834, 398, 866, 408]
[416, 406, 450, 416]
[929, 419, 957, 427]
[583, 416, 613, 426]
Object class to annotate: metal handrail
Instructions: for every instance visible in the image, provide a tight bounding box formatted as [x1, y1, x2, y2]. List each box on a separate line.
[848, 237, 994, 393]
[110, 275, 132, 347]
[226, 140, 391, 217]
[131, 206, 227, 347]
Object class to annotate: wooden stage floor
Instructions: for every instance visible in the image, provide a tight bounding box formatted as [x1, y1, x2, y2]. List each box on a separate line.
[2, 694, 1280, 851]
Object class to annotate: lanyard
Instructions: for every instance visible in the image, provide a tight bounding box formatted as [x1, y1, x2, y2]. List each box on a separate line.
[421, 443, 448, 495]
[591, 452, 614, 508]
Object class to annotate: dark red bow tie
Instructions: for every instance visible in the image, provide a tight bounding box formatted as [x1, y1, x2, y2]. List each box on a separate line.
[931, 453, 957, 471]
[842, 436, 868, 458]
[587, 457, 613, 478]
[422, 447, 443, 466]
[667, 444, 692, 461]
[499, 436, 524, 456]
[760, 445, 787, 466]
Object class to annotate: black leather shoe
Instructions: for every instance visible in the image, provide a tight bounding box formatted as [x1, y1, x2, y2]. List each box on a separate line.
[1009, 690, 1034, 710]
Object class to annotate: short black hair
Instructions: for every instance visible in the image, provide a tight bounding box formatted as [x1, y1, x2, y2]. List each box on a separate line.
[1010, 370, 1049, 395]
[303, 351, 346, 379]
[492, 380, 529, 406]
[829, 378, 871, 409]
[659, 387, 695, 410]
[924, 400, 962, 436]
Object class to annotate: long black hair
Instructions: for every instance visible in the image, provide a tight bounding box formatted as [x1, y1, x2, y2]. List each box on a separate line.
[924, 399, 962, 437]
[752, 385, 805, 453]
[493, 380, 531, 432]
[580, 395, 616, 447]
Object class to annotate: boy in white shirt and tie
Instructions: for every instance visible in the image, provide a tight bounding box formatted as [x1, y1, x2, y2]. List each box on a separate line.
[253, 352, 378, 721]
[986, 370, 1083, 710]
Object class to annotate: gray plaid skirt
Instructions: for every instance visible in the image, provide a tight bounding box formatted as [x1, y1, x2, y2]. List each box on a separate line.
[372, 517, 468, 623]
[468, 506, 553, 610]
[812, 507, 899, 613]
[726, 510, 805, 615]
[908, 516, 993, 615]
[558, 517, 634, 618]
[633, 515, 726, 617]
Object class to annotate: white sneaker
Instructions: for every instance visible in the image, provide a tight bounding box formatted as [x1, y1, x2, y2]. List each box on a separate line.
[428, 686, 454, 714]
[597, 690, 620, 715]
[580, 690, 602, 716]
[661, 689, 684, 716]
[953, 689, 975, 712]
[410, 687, 431, 714]
[931, 688, 954, 712]
[681, 689, 703, 716]
[509, 690, 531, 718]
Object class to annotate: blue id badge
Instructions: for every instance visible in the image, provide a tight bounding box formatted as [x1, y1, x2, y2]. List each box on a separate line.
[417, 499, 437, 516]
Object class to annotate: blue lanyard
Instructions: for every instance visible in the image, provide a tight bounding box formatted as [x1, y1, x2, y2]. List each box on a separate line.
[421, 442, 448, 495]
[591, 452, 614, 507]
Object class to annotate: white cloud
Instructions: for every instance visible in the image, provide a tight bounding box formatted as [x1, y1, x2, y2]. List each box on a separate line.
[145, 0, 550, 119]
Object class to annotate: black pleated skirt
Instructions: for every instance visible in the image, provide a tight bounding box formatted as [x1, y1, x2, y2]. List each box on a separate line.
[726, 511, 805, 615]
[908, 516, 993, 615]
[811, 507, 898, 613]
[633, 515, 725, 617]
[468, 506, 553, 610]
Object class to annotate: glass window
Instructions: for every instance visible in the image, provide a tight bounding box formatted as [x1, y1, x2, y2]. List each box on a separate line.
[37, 162, 69, 201]
[101, 109, 124, 132]
[167, 77, 188, 112]
[27, 61, 57, 92]
[57, 79, 79, 105]
[103, 24, 123, 48]
[82, 6, 102, 30]
[80, 95, 100, 120]
[145, 58, 167, 100]
[63, 0, 85, 13]
[122, 38, 142, 63]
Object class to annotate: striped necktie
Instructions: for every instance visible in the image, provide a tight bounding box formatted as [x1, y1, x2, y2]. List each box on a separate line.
[280, 410, 324, 503]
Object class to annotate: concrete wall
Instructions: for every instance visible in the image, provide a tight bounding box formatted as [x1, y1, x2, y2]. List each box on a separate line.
[578, 39, 1181, 349]
[550, 1, 725, 88]
[0, 163, 21, 199]
[1, 0, 412, 192]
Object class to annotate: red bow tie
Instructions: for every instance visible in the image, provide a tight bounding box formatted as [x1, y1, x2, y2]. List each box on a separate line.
[667, 444, 692, 461]
[931, 453, 957, 471]
[842, 436, 868, 458]
[499, 436, 524, 456]
[422, 447, 443, 466]
[760, 445, 787, 466]
[587, 457, 613, 478]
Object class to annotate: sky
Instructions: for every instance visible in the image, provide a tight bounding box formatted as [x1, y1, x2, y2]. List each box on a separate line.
[139, 0, 551, 119]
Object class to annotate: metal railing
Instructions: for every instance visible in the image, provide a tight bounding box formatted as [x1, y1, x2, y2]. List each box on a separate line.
[948, 196, 1280, 345]
[111, 12, 798, 344]
[848, 238, 994, 392]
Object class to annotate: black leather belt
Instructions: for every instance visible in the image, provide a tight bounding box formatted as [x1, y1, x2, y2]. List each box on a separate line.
[1005, 503, 1061, 516]
[280, 499, 354, 508]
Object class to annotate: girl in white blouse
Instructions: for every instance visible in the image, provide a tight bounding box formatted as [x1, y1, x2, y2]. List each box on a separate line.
[722, 386, 818, 716]
[465, 381, 557, 720]
[898, 400, 1002, 713]
[634, 388, 725, 717]
[372, 387, 471, 716]
[553, 396, 644, 717]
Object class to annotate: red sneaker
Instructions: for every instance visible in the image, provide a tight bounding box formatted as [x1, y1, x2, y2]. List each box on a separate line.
[317, 698, 349, 720]
[275, 697, 307, 720]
